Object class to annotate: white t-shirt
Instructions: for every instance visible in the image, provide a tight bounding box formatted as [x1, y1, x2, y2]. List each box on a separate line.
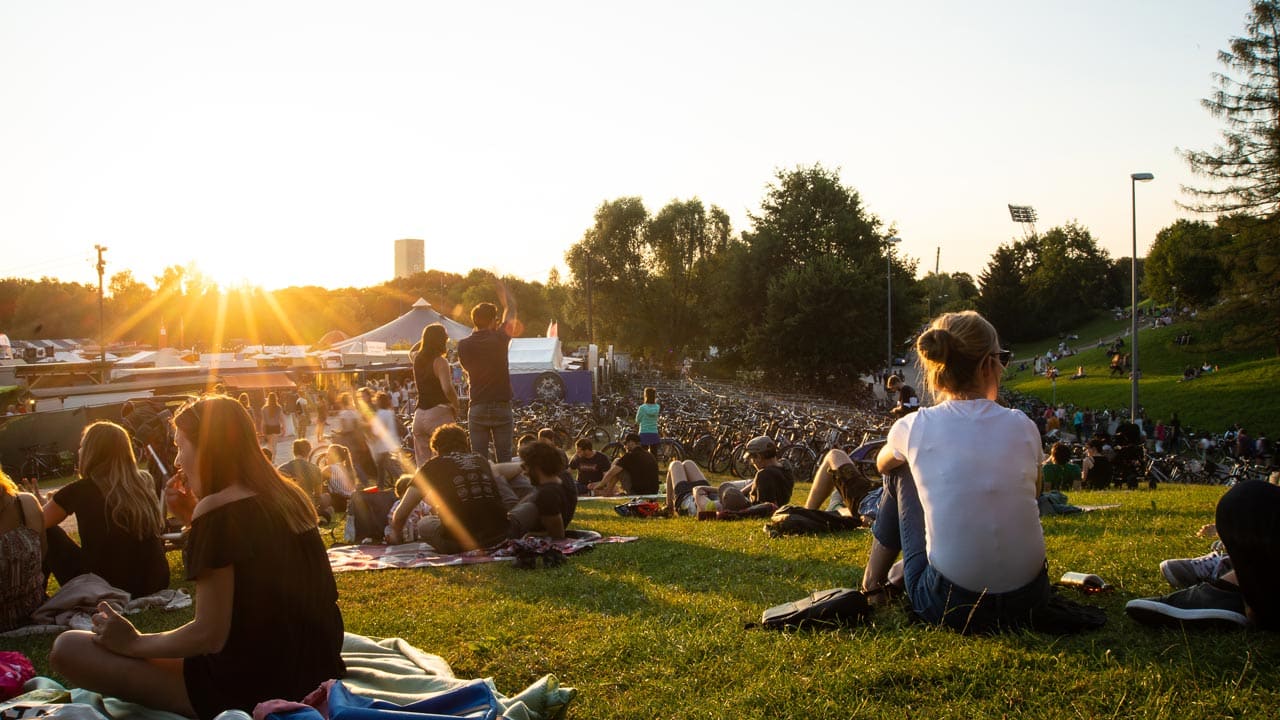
[885, 398, 1045, 594]
[373, 408, 401, 455]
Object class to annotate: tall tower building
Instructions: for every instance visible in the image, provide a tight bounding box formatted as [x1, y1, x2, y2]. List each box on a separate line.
[394, 238, 425, 279]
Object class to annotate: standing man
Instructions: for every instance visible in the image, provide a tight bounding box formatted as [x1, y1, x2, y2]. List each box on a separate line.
[457, 278, 522, 462]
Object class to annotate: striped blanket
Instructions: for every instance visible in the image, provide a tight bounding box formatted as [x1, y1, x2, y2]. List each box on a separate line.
[327, 531, 638, 573]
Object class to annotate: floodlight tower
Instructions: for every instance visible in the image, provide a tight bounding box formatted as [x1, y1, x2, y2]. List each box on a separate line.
[1008, 204, 1038, 239]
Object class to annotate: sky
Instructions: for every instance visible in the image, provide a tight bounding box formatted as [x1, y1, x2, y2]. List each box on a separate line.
[0, 0, 1257, 292]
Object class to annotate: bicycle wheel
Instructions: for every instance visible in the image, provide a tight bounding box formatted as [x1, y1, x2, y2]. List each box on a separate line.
[689, 434, 716, 468]
[782, 445, 818, 482]
[602, 442, 625, 462]
[655, 439, 684, 466]
[310, 444, 333, 470]
[709, 444, 733, 474]
[730, 443, 752, 478]
[581, 424, 613, 449]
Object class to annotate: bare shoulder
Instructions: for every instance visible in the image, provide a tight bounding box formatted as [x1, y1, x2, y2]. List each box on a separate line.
[192, 486, 258, 521]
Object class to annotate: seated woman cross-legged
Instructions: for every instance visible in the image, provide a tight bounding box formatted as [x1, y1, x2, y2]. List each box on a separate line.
[860, 311, 1050, 633]
[49, 395, 345, 720]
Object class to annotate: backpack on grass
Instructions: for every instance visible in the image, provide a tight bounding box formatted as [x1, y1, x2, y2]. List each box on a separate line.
[754, 588, 871, 630]
[346, 489, 398, 543]
[764, 505, 861, 537]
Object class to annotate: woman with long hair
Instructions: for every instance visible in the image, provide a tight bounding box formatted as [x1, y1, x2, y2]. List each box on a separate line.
[50, 395, 344, 719]
[860, 311, 1049, 633]
[410, 323, 459, 465]
[260, 392, 284, 456]
[322, 443, 358, 513]
[39, 421, 168, 596]
[0, 468, 45, 632]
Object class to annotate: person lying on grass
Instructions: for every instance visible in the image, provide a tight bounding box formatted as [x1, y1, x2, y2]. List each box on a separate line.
[507, 441, 577, 540]
[860, 311, 1050, 633]
[801, 448, 879, 520]
[50, 394, 344, 720]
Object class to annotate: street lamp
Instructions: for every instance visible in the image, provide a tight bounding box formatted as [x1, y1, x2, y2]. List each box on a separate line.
[886, 236, 903, 374]
[1130, 172, 1154, 423]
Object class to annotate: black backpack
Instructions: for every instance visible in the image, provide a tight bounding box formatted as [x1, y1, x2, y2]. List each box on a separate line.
[348, 490, 398, 543]
[764, 505, 862, 537]
[756, 588, 871, 630]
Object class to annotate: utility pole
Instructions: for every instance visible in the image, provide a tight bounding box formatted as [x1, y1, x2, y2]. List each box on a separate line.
[586, 262, 594, 346]
[94, 245, 108, 383]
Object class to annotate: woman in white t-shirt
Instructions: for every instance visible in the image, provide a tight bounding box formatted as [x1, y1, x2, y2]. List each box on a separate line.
[861, 310, 1049, 633]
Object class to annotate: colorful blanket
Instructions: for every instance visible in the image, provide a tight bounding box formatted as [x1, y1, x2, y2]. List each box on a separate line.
[12, 633, 574, 720]
[327, 531, 638, 573]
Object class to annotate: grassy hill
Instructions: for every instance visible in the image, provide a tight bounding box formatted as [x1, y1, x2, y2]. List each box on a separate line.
[1003, 310, 1279, 435]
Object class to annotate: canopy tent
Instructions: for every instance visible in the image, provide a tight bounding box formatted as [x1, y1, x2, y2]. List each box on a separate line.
[509, 337, 563, 373]
[330, 299, 472, 352]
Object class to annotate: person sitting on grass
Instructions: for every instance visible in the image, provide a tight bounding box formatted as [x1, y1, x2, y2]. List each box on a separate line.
[507, 441, 577, 540]
[675, 436, 795, 513]
[383, 474, 431, 543]
[386, 424, 509, 552]
[569, 439, 612, 495]
[1126, 479, 1279, 630]
[276, 438, 332, 524]
[49, 394, 344, 720]
[860, 310, 1050, 633]
[321, 444, 358, 513]
[802, 448, 879, 519]
[538, 427, 572, 468]
[589, 433, 659, 497]
[36, 421, 169, 597]
[1041, 442, 1081, 493]
[1, 468, 45, 633]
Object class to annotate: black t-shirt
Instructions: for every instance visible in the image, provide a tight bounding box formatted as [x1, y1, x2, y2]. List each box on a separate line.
[530, 481, 578, 527]
[457, 328, 512, 403]
[419, 452, 510, 550]
[182, 496, 345, 720]
[750, 464, 794, 506]
[52, 478, 169, 597]
[615, 448, 659, 495]
[897, 385, 918, 408]
[673, 479, 710, 512]
[277, 459, 325, 501]
[569, 451, 612, 489]
[413, 351, 450, 409]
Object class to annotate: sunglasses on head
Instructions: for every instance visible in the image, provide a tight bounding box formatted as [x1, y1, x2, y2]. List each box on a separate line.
[992, 350, 1012, 367]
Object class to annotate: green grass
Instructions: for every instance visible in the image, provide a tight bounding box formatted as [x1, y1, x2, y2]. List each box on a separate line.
[8, 483, 1280, 719]
[1005, 315, 1280, 434]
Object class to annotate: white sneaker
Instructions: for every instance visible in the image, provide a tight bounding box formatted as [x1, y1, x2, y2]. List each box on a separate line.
[1159, 550, 1230, 589]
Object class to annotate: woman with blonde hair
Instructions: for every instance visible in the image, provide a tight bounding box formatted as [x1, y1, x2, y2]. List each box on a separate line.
[50, 394, 344, 719]
[39, 421, 168, 597]
[0, 468, 45, 632]
[860, 311, 1049, 633]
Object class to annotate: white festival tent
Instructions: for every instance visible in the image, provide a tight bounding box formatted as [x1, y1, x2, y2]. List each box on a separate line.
[328, 298, 473, 353]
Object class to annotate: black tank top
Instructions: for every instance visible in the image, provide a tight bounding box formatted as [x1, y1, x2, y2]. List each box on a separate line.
[414, 351, 449, 409]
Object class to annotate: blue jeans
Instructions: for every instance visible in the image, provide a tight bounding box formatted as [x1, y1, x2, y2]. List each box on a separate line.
[872, 468, 1050, 633]
[468, 401, 513, 463]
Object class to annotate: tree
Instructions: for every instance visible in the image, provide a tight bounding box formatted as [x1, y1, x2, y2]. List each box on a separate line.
[1141, 219, 1228, 307]
[1181, 1, 1280, 216]
[564, 198, 653, 348]
[732, 162, 901, 368]
[645, 199, 733, 358]
[977, 243, 1031, 341]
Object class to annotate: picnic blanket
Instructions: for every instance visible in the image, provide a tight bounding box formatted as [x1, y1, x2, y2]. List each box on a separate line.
[11, 633, 574, 720]
[327, 530, 638, 573]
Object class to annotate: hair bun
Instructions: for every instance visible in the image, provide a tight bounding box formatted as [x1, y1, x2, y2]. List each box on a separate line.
[917, 328, 952, 363]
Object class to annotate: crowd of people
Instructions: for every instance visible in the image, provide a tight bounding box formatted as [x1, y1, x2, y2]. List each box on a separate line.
[1, 292, 1277, 718]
